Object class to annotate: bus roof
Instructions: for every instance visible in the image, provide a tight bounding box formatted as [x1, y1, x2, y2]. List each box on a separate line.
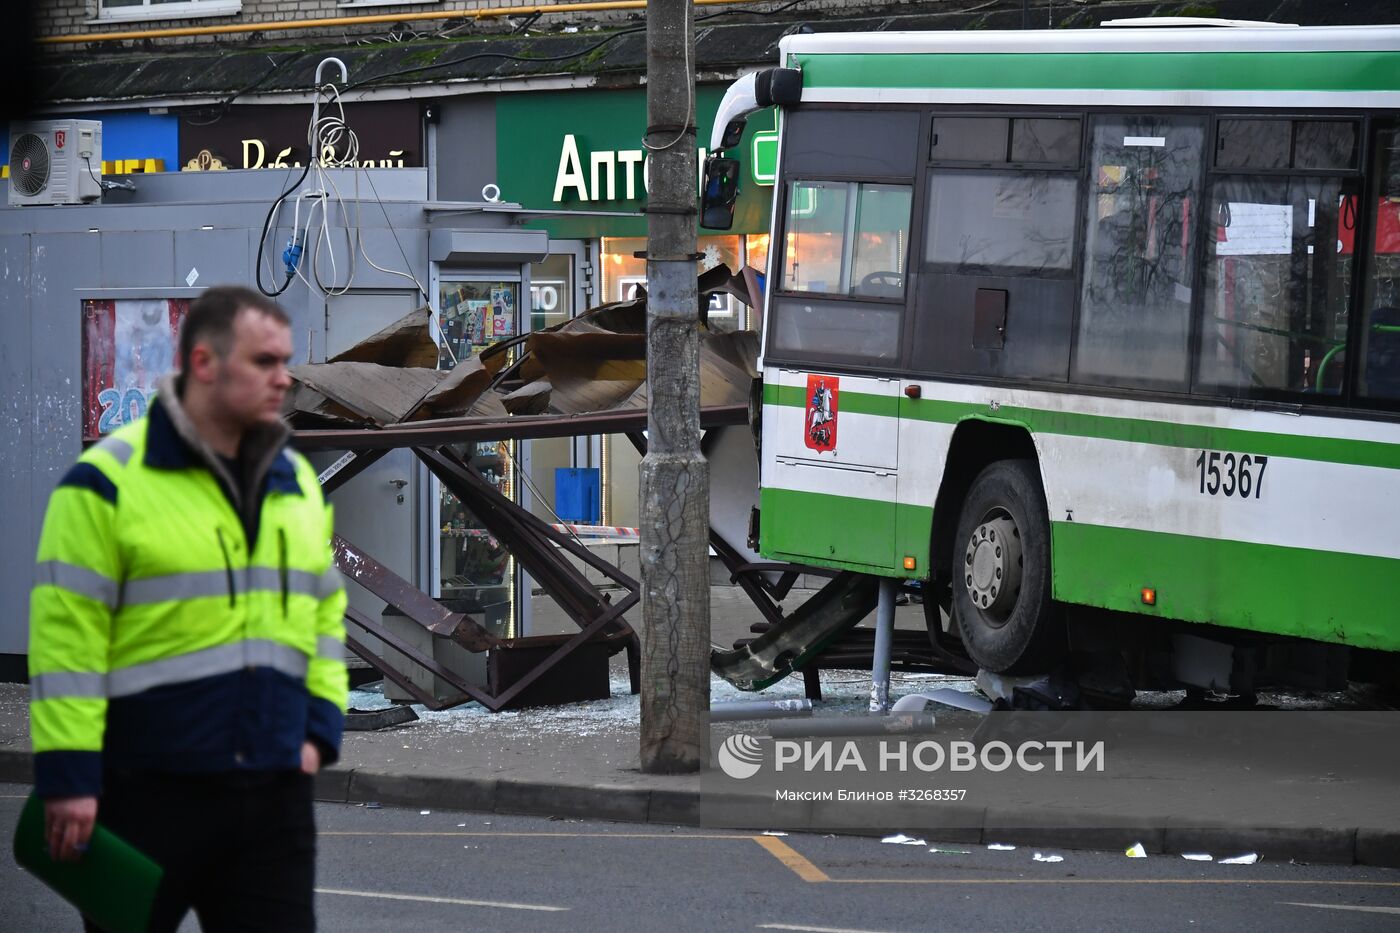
[778, 24, 1400, 57]
[777, 25, 1400, 110]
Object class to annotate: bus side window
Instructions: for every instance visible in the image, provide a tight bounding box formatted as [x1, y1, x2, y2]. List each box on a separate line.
[913, 115, 1082, 382]
[1073, 115, 1206, 391]
[1360, 125, 1400, 402]
[1195, 118, 1360, 399]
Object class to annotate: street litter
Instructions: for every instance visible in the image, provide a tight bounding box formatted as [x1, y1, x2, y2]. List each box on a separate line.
[928, 847, 972, 855]
[420, 810, 431, 815]
[1032, 853, 1064, 863]
[762, 831, 789, 837]
[882, 834, 927, 846]
[1182, 853, 1213, 861]
[457, 823, 466, 827]
[890, 689, 993, 714]
[1126, 843, 1148, 858]
[987, 844, 1017, 851]
[1219, 853, 1260, 865]
[710, 698, 813, 722]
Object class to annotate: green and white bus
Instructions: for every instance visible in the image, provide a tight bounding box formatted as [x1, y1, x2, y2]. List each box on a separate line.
[702, 21, 1400, 681]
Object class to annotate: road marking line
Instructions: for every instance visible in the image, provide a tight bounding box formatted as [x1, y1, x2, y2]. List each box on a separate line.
[753, 835, 832, 883]
[1284, 902, 1400, 915]
[761, 918, 901, 924]
[826, 879, 1400, 886]
[321, 831, 752, 839]
[316, 888, 566, 912]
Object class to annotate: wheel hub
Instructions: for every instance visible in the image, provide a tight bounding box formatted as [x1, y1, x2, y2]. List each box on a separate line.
[963, 514, 1023, 622]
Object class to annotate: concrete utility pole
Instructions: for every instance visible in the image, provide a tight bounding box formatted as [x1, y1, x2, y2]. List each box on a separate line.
[639, 0, 709, 773]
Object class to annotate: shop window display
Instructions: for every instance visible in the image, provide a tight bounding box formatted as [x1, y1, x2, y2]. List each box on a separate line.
[437, 280, 518, 631]
[601, 235, 749, 331]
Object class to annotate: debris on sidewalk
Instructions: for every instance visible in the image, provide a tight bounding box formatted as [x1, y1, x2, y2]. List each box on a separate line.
[1032, 853, 1064, 863]
[881, 833, 927, 846]
[709, 698, 813, 722]
[890, 688, 993, 714]
[928, 847, 972, 855]
[1182, 853, 1213, 861]
[762, 831, 789, 837]
[987, 843, 1017, 851]
[1219, 853, 1260, 865]
[345, 705, 418, 731]
[1125, 842, 1148, 858]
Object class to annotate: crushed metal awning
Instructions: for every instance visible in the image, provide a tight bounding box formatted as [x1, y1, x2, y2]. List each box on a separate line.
[294, 265, 958, 712]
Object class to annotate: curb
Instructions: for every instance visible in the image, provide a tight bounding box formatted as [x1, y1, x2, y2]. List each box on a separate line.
[5, 750, 1397, 868]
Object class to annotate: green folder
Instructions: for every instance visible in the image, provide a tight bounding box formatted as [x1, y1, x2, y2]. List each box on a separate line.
[12, 794, 163, 933]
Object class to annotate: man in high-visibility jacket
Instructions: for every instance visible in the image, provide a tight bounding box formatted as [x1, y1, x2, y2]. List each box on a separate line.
[29, 285, 347, 932]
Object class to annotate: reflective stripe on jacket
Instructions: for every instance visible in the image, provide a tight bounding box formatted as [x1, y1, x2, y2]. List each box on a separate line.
[28, 395, 348, 798]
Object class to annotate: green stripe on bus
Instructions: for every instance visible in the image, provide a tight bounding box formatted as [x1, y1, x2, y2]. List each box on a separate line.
[1052, 522, 1400, 652]
[762, 386, 1400, 469]
[759, 486, 929, 578]
[795, 51, 1400, 93]
[766, 382, 901, 418]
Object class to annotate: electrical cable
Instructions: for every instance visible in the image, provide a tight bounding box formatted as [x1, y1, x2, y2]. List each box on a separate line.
[641, 3, 695, 153]
[255, 159, 312, 296]
[183, 52, 308, 128]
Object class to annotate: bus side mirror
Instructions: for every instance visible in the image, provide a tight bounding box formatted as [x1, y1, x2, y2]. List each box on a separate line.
[700, 155, 741, 231]
[720, 118, 747, 150]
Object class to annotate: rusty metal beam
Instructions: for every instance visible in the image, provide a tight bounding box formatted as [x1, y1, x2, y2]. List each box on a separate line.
[333, 535, 498, 652]
[294, 403, 749, 452]
[417, 446, 636, 633]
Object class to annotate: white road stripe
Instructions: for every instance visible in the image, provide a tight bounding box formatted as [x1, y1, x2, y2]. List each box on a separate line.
[316, 888, 567, 912]
[761, 918, 901, 924]
[1284, 902, 1400, 916]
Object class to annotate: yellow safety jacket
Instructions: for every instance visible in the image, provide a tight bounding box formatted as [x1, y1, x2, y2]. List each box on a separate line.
[28, 384, 347, 799]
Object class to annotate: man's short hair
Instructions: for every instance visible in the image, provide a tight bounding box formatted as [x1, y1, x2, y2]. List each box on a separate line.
[178, 286, 290, 374]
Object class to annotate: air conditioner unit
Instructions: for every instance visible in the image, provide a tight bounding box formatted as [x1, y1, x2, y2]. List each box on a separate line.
[8, 120, 103, 207]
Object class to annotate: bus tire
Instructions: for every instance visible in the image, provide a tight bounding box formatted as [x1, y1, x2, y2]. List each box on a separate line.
[951, 459, 1064, 674]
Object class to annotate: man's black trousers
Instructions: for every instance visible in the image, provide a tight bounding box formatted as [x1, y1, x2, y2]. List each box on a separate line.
[83, 769, 316, 933]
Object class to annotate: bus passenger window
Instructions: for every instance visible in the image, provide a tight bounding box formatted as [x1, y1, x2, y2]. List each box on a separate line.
[1196, 178, 1356, 395]
[1361, 126, 1400, 402]
[926, 173, 1078, 275]
[781, 181, 912, 299]
[1197, 118, 1361, 398]
[1073, 115, 1205, 390]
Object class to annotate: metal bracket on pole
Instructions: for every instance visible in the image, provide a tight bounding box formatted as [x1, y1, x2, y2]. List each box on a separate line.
[869, 577, 898, 713]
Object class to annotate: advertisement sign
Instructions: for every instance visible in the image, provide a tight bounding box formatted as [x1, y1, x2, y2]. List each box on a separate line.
[81, 298, 188, 439]
[179, 103, 421, 171]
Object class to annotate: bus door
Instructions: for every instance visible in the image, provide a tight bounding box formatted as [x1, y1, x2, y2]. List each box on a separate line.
[764, 367, 900, 573]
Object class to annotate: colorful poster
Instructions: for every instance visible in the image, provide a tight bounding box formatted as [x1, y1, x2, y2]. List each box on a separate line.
[465, 300, 489, 346]
[491, 286, 515, 336]
[82, 299, 189, 439]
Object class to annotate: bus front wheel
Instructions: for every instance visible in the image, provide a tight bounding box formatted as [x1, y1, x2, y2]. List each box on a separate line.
[951, 459, 1064, 674]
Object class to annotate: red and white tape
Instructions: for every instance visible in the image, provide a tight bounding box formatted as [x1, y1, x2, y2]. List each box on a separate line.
[550, 524, 640, 541]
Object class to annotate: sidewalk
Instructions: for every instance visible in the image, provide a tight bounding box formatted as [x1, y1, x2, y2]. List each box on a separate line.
[3, 590, 1398, 868]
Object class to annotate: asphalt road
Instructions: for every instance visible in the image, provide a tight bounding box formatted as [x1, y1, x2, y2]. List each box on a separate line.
[3, 785, 1399, 933]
